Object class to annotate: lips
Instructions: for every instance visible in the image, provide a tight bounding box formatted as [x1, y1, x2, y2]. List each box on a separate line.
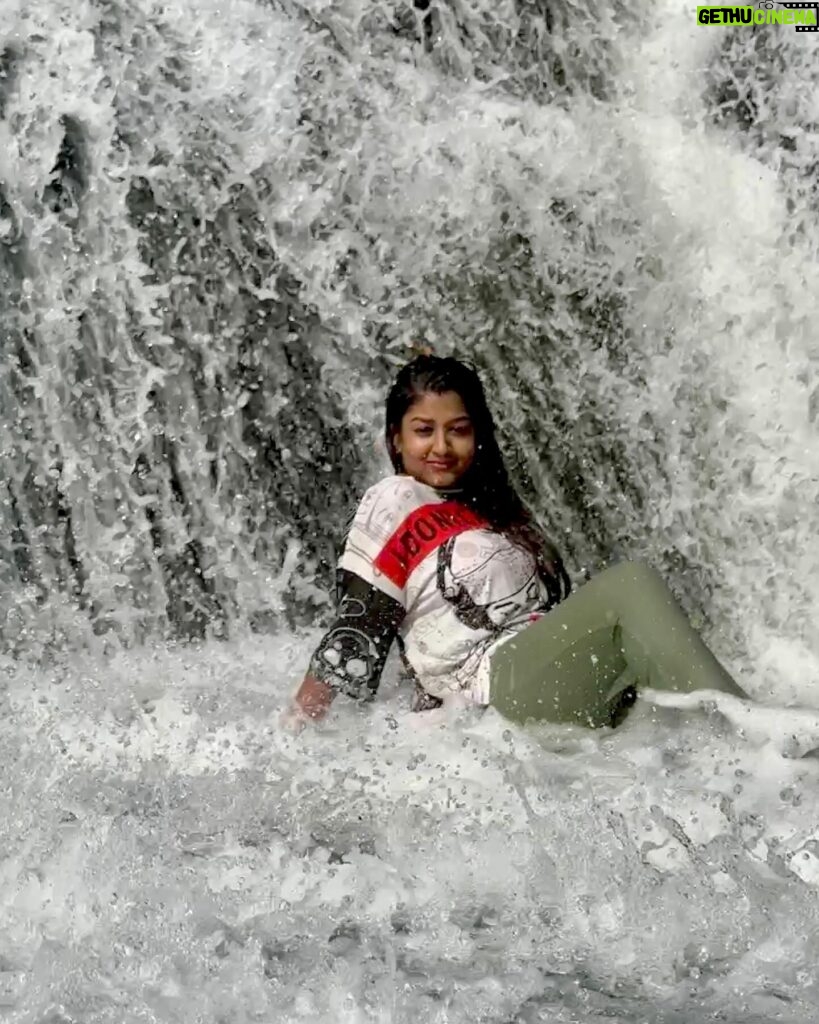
[425, 461, 455, 470]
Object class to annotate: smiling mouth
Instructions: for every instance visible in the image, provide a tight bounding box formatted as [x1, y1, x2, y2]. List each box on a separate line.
[425, 461, 455, 470]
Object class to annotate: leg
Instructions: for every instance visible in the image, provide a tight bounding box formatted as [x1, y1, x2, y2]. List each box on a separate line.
[489, 561, 746, 727]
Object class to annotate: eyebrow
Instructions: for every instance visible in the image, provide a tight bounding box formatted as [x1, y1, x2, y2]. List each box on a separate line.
[409, 415, 472, 425]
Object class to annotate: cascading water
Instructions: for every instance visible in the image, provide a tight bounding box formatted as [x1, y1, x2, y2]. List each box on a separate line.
[1, 0, 819, 1020]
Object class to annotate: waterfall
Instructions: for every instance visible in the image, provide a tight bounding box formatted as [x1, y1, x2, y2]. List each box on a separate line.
[2, 0, 817, 694]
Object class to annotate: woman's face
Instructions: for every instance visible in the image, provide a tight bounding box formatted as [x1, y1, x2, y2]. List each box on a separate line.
[393, 390, 476, 489]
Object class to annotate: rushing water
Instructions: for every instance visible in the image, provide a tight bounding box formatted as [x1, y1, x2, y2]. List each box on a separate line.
[1, 0, 819, 1020]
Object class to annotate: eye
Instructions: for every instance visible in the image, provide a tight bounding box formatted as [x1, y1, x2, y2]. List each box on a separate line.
[450, 424, 473, 436]
[413, 426, 433, 436]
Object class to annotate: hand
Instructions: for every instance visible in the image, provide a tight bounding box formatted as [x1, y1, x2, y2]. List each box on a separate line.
[285, 674, 335, 730]
[279, 675, 335, 734]
[279, 703, 310, 735]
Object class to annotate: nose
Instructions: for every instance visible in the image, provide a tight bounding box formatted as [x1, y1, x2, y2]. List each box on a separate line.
[430, 427, 450, 455]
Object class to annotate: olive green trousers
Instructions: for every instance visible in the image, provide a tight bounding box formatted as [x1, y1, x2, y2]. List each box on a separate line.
[490, 562, 746, 728]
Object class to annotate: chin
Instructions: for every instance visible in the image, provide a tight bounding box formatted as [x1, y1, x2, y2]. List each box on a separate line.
[423, 468, 463, 488]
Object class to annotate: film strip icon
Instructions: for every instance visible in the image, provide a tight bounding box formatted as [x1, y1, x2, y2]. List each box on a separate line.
[758, 1, 819, 30]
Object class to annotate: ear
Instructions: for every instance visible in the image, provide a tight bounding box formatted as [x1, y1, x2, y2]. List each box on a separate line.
[392, 432, 402, 454]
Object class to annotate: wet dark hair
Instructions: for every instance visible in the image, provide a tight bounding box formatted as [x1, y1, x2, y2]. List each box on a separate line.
[385, 354, 571, 606]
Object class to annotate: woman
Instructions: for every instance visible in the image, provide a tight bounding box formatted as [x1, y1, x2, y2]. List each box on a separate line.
[286, 356, 745, 729]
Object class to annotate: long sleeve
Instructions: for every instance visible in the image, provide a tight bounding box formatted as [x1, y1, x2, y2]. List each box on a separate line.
[308, 569, 405, 700]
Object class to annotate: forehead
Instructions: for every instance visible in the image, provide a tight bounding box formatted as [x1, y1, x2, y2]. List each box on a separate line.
[405, 390, 470, 421]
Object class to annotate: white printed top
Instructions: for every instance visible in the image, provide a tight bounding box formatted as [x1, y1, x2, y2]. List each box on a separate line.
[308, 475, 558, 705]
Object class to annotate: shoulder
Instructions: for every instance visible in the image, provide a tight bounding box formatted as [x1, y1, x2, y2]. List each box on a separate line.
[351, 475, 438, 532]
[359, 474, 436, 507]
[340, 475, 438, 603]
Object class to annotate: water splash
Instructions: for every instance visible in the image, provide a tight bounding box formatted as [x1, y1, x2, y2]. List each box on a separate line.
[2, 641, 819, 1021]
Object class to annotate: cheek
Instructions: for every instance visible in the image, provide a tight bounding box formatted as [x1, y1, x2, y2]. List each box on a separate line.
[457, 437, 476, 462]
[400, 434, 427, 459]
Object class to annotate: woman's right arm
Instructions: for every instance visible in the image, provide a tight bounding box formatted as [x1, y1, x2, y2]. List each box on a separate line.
[283, 478, 410, 730]
[284, 568, 405, 729]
